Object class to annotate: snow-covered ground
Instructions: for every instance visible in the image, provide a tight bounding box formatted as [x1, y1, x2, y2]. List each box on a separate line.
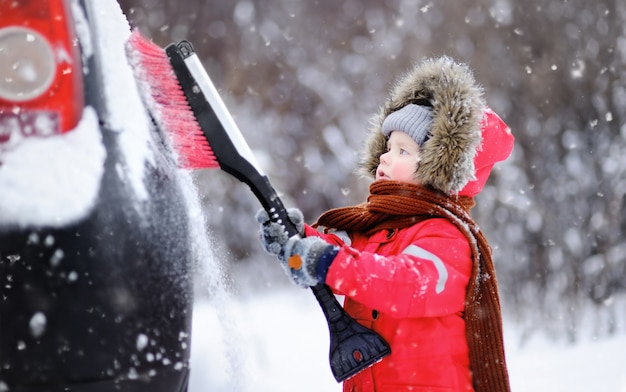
[188, 286, 626, 392]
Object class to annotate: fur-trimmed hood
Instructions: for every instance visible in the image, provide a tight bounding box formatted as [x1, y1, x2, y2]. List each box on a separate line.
[359, 56, 487, 195]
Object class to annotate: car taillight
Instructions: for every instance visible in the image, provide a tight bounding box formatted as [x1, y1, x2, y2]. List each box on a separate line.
[0, 0, 84, 145]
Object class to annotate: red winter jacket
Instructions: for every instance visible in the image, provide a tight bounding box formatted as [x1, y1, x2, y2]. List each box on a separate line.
[302, 107, 514, 391]
[304, 217, 474, 392]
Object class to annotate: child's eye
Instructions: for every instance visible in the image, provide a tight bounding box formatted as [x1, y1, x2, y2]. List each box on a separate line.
[400, 148, 409, 155]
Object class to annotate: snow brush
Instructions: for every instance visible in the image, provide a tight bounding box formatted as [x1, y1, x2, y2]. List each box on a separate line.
[125, 31, 390, 382]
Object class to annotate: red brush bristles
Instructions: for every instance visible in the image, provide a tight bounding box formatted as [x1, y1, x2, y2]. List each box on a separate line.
[125, 29, 219, 170]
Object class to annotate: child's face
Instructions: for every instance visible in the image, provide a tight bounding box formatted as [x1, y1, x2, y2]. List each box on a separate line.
[376, 131, 422, 184]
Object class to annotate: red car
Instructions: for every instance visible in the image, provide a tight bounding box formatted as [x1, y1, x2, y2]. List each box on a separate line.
[1, 1, 197, 391]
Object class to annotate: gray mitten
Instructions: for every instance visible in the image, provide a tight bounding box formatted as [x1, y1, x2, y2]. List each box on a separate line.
[256, 207, 304, 256]
[280, 236, 339, 287]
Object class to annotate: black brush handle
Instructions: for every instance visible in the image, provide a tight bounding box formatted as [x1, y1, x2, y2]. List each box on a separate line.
[311, 279, 392, 381]
[249, 175, 391, 382]
[166, 41, 390, 382]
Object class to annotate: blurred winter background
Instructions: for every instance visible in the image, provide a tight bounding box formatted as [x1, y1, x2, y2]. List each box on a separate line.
[114, 0, 626, 390]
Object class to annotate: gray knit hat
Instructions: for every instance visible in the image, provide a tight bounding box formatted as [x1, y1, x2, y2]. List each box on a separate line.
[381, 104, 433, 146]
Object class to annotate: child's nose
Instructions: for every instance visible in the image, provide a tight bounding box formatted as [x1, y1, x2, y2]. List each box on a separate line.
[380, 151, 390, 164]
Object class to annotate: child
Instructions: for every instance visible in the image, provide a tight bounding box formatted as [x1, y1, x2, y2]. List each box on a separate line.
[257, 56, 514, 392]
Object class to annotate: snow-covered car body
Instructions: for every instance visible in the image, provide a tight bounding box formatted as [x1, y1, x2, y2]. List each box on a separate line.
[0, 1, 198, 391]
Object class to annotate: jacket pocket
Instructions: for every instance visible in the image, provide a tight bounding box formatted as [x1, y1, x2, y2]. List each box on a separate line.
[346, 300, 375, 326]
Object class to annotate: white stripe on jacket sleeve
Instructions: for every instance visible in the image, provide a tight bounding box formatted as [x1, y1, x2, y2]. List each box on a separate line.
[403, 244, 448, 294]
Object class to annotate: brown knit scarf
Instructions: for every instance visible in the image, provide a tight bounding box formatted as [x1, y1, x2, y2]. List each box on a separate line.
[314, 181, 511, 392]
